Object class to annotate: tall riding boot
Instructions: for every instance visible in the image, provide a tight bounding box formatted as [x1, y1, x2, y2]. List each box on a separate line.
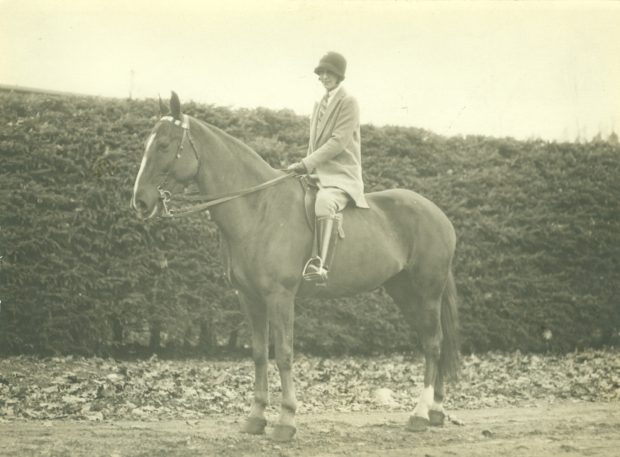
[303, 217, 335, 285]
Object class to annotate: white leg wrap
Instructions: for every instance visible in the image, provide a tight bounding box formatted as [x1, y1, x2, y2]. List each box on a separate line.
[412, 385, 434, 418]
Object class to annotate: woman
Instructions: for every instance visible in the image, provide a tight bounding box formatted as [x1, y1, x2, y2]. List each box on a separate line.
[288, 51, 369, 285]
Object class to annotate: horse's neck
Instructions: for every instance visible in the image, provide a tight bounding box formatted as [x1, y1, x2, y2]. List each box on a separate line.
[192, 118, 280, 238]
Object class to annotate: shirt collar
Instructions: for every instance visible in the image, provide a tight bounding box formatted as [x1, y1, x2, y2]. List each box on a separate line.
[324, 84, 343, 104]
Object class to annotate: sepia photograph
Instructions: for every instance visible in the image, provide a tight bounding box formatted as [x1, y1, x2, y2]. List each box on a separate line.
[1, 0, 619, 455]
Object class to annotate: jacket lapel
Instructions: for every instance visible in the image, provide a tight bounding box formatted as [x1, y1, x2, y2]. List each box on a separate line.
[309, 101, 320, 150]
[315, 87, 346, 146]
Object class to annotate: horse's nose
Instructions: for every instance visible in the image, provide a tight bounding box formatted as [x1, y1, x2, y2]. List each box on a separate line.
[132, 185, 159, 219]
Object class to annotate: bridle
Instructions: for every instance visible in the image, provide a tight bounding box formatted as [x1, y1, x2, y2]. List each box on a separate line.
[154, 115, 295, 219]
[156, 115, 200, 216]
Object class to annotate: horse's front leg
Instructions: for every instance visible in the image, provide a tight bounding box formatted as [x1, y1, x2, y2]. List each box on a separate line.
[266, 290, 297, 442]
[238, 291, 269, 435]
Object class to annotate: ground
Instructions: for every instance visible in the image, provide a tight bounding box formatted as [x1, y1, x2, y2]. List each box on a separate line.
[1, 402, 618, 456]
[1, 351, 618, 456]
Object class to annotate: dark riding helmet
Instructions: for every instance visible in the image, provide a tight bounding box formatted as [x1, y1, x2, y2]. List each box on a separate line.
[314, 52, 346, 80]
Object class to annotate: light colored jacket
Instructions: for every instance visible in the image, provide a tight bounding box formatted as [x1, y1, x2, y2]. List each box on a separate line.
[302, 87, 369, 209]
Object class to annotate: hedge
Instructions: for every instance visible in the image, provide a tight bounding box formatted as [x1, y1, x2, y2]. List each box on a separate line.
[0, 91, 618, 355]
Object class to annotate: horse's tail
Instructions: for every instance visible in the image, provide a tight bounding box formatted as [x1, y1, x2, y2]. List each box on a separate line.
[440, 269, 461, 381]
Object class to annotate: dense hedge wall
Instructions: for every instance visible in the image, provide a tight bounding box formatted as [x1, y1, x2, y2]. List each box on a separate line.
[1, 91, 618, 355]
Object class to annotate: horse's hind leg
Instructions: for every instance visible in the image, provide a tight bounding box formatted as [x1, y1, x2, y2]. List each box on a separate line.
[429, 369, 446, 426]
[238, 291, 269, 435]
[385, 269, 445, 432]
[409, 293, 444, 431]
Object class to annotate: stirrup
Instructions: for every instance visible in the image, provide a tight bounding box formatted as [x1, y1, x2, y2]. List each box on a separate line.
[302, 256, 328, 285]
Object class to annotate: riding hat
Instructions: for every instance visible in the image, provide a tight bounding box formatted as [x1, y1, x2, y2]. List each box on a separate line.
[314, 52, 347, 80]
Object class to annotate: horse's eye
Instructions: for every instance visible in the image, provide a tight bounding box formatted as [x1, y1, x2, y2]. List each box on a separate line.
[156, 142, 170, 152]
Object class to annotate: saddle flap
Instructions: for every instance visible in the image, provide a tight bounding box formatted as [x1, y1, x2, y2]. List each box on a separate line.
[300, 175, 318, 229]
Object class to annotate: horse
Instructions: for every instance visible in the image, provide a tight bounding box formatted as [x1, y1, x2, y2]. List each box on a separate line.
[131, 92, 460, 442]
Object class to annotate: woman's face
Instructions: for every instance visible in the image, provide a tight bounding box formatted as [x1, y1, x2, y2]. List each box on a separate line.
[318, 70, 340, 92]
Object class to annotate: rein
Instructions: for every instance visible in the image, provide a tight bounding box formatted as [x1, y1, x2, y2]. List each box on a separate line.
[156, 115, 296, 219]
[160, 172, 295, 218]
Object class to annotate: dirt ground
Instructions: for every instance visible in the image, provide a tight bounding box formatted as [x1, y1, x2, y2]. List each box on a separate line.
[1, 401, 618, 457]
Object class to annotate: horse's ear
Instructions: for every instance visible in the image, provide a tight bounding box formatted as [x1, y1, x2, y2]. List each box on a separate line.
[159, 94, 169, 116]
[170, 91, 181, 120]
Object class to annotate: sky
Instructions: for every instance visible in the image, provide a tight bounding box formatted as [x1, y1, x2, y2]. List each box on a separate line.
[1, 0, 619, 141]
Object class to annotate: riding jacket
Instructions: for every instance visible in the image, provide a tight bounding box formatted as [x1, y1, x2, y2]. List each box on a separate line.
[302, 87, 369, 209]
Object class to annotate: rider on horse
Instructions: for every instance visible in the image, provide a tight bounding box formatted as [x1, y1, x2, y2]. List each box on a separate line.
[288, 51, 369, 285]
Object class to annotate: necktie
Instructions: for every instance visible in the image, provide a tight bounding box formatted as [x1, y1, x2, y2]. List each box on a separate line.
[317, 92, 329, 123]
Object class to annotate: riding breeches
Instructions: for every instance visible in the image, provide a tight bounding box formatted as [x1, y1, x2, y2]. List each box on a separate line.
[315, 187, 350, 218]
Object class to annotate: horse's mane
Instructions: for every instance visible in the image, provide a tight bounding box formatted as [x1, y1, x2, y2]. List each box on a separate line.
[189, 115, 276, 171]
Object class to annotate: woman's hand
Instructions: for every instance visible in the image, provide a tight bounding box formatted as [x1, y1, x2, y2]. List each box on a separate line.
[286, 161, 307, 174]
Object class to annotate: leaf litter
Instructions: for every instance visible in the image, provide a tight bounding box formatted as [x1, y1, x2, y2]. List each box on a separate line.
[0, 350, 618, 422]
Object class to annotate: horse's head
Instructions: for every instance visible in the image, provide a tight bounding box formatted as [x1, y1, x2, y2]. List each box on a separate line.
[131, 92, 199, 219]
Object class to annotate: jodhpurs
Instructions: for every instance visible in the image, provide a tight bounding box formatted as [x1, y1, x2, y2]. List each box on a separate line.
[315, 187, 350, 218]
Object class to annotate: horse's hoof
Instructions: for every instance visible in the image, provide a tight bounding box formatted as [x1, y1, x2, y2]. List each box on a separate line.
[271, 424, 297, 442]
[407, 415, 430, 432]
[241, 417, 267, 435]
[429, 410, 445, 427]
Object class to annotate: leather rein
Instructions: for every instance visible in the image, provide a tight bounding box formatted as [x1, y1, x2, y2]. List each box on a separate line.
[156, 115, 296, 219]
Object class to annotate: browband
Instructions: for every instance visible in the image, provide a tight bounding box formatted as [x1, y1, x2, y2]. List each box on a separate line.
[161, 115, 190, 129]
